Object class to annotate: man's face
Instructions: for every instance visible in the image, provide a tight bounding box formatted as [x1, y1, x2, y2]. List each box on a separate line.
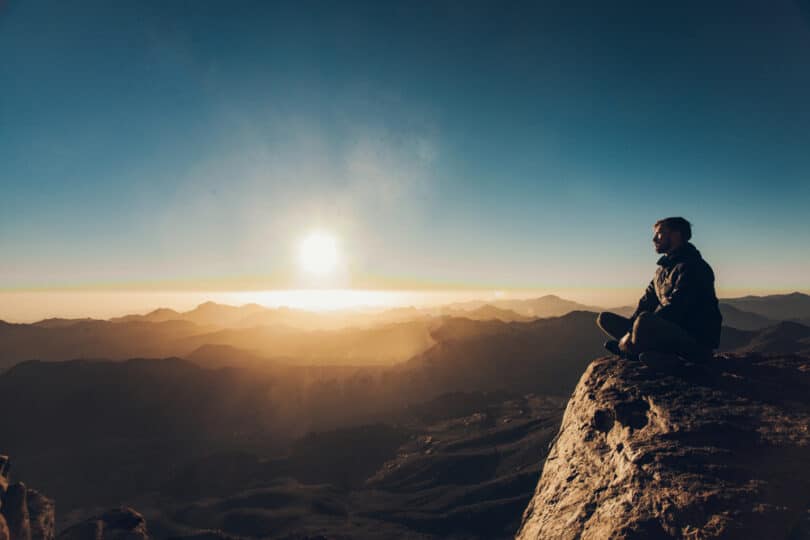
[653, 224, 674, 254]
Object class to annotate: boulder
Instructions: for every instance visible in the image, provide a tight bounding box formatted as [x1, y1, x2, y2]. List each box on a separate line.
[517, 353, 810, 539]
[26, 490, 54, 540]
[0, 459, 54, 540]
[0, 455, 9, 495]
[2, 484, 30, 540]
[57, 508, 148, 540]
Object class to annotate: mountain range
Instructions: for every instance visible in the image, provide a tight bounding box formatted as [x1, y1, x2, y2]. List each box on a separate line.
[3, 292, 809, 372]
[2, 292, 809, 539]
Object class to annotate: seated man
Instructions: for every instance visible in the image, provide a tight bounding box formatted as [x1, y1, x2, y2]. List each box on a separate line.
[597, 217, 722, 363]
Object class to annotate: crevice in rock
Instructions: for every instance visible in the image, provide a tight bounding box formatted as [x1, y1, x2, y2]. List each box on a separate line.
[592, 409, 615, 433]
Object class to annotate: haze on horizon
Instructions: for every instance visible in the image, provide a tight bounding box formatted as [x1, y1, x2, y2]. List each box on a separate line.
[2, 1, 810, 321]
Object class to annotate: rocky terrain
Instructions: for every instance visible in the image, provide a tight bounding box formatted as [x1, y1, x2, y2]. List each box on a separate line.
[1, 455, 55, 540]
[103, 392, 565, 540]
[517, 352, 810, 539]
[3, 296, 810, 539]
[1, 455, 147, 540]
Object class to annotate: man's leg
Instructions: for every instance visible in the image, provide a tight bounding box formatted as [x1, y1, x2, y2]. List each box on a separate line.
[596, 312, 633, 341]
[631, 312, 710, 361]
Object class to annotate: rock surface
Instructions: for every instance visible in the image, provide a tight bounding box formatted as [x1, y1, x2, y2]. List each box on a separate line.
[27, 491, 55, 540]
[517, 353, 810, 539]
[2, 483, 31, 540]
[0, 458, 6, 540]
[57, 508, 148, 540]
[1, 459, 56, 540]
[0, 456, 134, 540]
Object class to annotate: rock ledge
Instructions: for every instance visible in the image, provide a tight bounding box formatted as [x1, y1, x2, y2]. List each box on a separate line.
[516, 353, 810, 539]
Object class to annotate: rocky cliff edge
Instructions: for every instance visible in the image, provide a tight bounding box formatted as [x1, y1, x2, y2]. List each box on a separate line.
[517, 353, 810, 539]
[1, 456, 146, 540]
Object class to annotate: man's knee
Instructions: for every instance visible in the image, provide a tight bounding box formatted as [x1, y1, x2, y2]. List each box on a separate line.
[597, 311, 632, 341]
[633, 311, 653, 332]
[632, 311, 655, 346]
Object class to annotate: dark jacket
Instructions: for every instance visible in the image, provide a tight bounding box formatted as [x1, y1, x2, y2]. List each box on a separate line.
[631, 242, 723, 349]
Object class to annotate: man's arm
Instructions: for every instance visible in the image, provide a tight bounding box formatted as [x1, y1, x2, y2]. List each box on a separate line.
[630, 279, 659, 322]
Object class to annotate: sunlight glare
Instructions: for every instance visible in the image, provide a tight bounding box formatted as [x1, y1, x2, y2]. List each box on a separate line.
[299, 231, 338, 276]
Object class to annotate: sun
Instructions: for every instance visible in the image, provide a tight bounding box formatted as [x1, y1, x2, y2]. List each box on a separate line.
[298, 231, 338, 276]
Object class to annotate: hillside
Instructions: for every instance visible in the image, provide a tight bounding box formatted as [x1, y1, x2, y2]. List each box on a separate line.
[722, 292, 810, 321]
[719, 320, 810, 355]
[0, 317, 437, 371]
[150, 392, 566, 540]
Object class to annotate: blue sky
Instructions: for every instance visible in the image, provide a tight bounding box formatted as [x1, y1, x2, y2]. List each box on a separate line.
[2, 0, 810, 298]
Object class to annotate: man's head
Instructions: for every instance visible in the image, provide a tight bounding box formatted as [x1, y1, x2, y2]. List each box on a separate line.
[653, 217, 691, 254]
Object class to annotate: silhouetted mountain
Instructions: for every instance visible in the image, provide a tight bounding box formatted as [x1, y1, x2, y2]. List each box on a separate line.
[111, 302, 426, 331]
[0, 317, 438, 371]
[732, 320, 810, 354]
[0, 319, 204, 371]
[717, 320, 810, 354]
[180, 302, 267, 327]
[454, 304, 530, 322]
[178, 319, 435, 366]
[718, 303, 775, 330]
[718, 325, 757, 351]
[32, 318, 99, 328]
[111, 308, 182, 324]
[393, 311, 607, 399]
[447, 295, 597, 318]
[0, 296, 641, 372]
[723, 291, 810, 321]
[184, 344, 280, 370]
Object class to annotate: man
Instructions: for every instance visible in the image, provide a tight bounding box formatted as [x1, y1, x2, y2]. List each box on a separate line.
[597, 217, 722, 363]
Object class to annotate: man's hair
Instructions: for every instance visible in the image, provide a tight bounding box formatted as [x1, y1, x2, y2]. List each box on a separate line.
[655, 217, 692, 241]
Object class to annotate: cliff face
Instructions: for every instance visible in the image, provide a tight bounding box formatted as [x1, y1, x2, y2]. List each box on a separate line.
[0, 456, 55, 540]
[517, 353, 810, 540]
[1, 457, 144, 540]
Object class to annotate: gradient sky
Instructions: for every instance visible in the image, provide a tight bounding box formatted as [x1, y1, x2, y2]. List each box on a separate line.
[2, 0, 810, 300]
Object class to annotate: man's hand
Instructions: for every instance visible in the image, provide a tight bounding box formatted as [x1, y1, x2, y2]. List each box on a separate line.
[618, 332, 633, 353]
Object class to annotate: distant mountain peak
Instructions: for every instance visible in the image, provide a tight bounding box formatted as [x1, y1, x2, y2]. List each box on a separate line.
[147, 307, 179, 315]
[723, 292, 810, 321]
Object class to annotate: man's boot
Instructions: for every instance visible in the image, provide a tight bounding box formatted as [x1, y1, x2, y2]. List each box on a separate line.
[604, 340, 638, 361]
[638, 351, 683, 371]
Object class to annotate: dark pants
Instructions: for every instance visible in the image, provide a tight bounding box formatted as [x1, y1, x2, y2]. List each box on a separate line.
[596, 311, 710, 361]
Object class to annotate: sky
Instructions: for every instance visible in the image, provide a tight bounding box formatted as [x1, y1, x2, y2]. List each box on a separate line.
[2, 0, 810, 319]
